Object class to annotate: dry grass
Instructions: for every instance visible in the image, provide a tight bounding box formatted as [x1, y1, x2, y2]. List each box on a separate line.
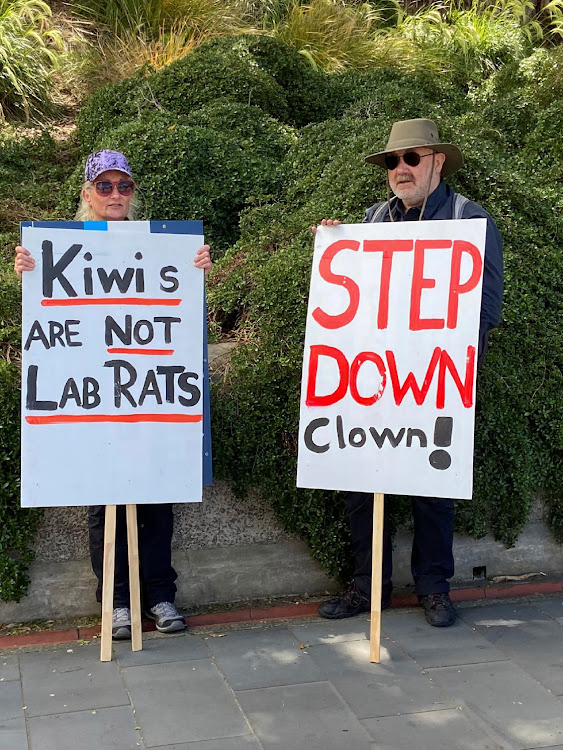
[11, 0, 563, 118]
[52, 4, 249, 102]
[74, 25, 202, 92]
[274, 0, 392, 71]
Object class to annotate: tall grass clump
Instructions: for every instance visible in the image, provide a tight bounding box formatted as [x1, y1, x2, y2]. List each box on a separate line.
[394, 0, 563, 83]
[67, 0, 249, 94]
[264, 0, 415, 72]
[0, 0, 62, 120]
[64, 0, 563, 97]
[67, 24, 200, 93]
[69, 0, 247, 37]
[238, 0, 300, 28]
[241, 0, 562, 79]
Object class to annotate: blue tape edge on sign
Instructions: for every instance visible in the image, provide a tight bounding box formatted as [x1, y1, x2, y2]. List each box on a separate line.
[150, 220, 203, 235]
[202, 291, 213, 486]
[83, 221, 108, 231]
[21, 220, 204, 235]
[20, 220, 85, 230]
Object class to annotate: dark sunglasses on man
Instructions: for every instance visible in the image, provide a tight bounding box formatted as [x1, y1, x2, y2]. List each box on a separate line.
[383, 151, 434, 171]
[94, 179, 135, 196]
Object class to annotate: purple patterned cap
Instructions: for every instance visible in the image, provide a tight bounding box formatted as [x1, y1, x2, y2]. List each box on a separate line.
[84, 150, 133, 182]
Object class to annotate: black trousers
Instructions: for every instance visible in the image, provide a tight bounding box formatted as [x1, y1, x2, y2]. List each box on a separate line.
[340, 331, 487, 598]
[88, 504, 177, 609]
[342, 492, 454, 598]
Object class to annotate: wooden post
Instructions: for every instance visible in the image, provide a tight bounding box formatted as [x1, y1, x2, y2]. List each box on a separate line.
[126, 504, 142, 652]
[370, 492, 385, 663]
[100, 505, 117, 662]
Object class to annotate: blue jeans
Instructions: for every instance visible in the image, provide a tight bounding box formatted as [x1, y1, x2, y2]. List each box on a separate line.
[88, 504, 177, 609]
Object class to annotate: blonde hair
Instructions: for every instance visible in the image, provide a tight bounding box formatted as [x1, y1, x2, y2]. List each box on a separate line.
[75, 181, 141, 221]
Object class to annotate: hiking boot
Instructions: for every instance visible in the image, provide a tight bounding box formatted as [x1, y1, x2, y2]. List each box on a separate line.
[318, 580, 372, 619]
[418, 593, 457, 627]
[145, 601, 186, 633]
[112, 607, 132, 640]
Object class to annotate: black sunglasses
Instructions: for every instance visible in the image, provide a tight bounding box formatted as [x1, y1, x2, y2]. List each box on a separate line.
[383, 151, 434, 171]
[94, 179, 135, 196]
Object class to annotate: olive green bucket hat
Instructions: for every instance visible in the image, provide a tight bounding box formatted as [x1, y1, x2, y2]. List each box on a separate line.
[365, 118, 463, 178]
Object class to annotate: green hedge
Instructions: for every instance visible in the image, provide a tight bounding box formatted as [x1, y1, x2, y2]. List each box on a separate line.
[0, 261, 36, 602]
[207, 52, 563, 578]
[0, 131, 78, 601]
[76, 35, 332, 154]
[149, 35, 332, 128]
[63, 101, 296, 253]
[0, 35, 562, 602]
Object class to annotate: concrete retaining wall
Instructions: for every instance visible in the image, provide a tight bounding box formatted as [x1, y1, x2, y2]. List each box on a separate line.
[0, 482, 334, 622]
[1, 484, 562, 623]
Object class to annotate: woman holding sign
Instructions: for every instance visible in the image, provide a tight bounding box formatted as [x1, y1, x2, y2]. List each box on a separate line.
[15, 149, 212, 640]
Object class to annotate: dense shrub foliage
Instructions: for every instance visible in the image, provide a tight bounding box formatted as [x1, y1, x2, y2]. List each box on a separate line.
[75, 35, 330, 153]
[0, 130, 75, 600]
[0, 32, 562, 599]
[205, 92, 563, 576]
[65, 101, 296, 252]
[204, 44, 563, 578]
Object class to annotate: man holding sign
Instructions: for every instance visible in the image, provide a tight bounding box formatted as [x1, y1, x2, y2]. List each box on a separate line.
[306, 119, 503, 627]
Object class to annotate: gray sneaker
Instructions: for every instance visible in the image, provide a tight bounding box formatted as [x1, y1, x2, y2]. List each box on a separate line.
[145, 601, 186, 633]
[112, 607, 132, 640]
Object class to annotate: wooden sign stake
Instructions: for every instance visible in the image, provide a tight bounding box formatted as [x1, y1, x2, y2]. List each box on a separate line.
[369, 492, 385, 663]
[100, 505, 116, 662]
[126, 504, 142, 651]
[100, 505, 143, 661]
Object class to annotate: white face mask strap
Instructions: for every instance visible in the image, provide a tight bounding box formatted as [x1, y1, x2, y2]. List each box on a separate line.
[386, 178, 395, 222]
[418, 151, 435, 221]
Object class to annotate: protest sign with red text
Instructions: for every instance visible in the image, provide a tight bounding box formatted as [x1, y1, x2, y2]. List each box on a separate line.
[297, 219, 486, 499]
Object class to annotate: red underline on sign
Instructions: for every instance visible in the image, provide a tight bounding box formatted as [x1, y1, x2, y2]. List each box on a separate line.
[25, 414, 202, 425]
[41, 298, 182, 307]
[106, 348, 175, 355]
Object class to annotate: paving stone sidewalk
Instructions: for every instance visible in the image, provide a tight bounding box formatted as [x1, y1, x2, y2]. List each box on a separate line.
[2, 596, 563, 750]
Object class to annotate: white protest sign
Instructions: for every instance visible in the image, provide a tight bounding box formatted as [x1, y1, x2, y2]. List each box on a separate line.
[21, 222, 204, 508]
[297, 219, 487, 500]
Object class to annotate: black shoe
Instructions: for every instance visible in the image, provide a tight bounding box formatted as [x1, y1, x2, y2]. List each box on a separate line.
[318, 580, 371, 619]
[418, 593, 457, 627]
